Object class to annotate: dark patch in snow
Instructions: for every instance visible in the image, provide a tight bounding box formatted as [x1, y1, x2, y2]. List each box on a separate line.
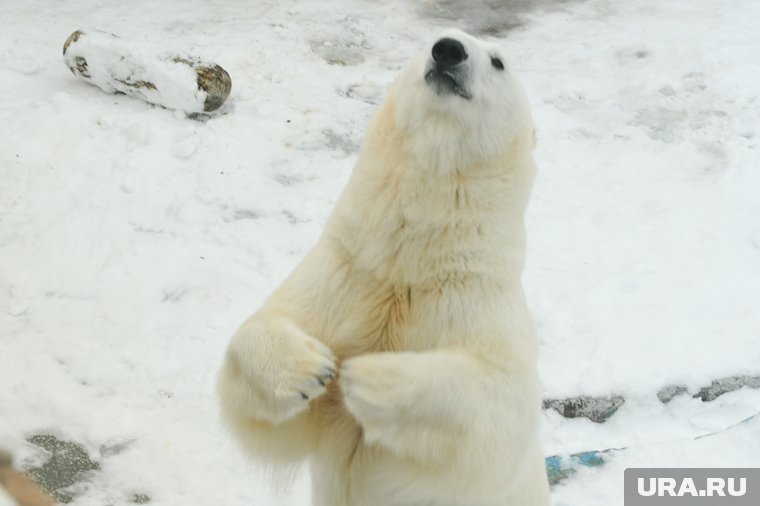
[683, 72, 707, 92]
[615, 47, 651, 64]
[162, 287, 190, 303]
[657, 384, 689, 403]
[658, 376, 760, 403]
[232, 208, 263, 221]
[282, 209, 307, 225]
[186, 112, 212, 122]
[337, 83, 382, 105]
[630, 106, 687, 143]
[99, 439, 136, 457]
[419, 0, 583, 36]
[323, 128, 360, 154]
[272, 173, 305, 186]
[694, 375, 760, 402]
[543, 395, 625, 423]
[26, 434, 100, 503]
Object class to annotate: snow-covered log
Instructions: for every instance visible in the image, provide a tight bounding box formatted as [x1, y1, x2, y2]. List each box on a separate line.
[62, 29, 231, 113]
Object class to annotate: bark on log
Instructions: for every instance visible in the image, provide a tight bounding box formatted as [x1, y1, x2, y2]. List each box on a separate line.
[63, 29, 231, 113]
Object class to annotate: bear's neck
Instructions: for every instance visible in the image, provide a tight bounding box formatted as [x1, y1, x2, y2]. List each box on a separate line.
[327, 101, 535, 293]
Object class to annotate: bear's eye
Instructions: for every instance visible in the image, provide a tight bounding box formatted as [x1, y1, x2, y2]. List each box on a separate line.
[491, 57, 504, 71]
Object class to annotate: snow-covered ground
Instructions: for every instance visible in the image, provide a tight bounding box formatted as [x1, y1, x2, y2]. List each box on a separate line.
[1, 0, 758, 504]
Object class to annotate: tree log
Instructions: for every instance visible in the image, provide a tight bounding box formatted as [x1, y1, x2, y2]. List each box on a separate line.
[63, 29, 231, 113]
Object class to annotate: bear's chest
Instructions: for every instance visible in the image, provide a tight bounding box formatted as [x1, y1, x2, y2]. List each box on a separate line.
[321, 268, 502, 362]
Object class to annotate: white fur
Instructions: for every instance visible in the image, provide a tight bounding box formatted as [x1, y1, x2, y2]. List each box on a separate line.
[218, 29, 549, 506]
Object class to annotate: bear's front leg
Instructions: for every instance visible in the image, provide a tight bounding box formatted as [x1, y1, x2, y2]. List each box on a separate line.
[217, 314, 336, 462]
[339, 349, 502, 464]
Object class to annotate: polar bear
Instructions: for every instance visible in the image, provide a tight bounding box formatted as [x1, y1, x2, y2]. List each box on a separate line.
[218, 29, 550, 506]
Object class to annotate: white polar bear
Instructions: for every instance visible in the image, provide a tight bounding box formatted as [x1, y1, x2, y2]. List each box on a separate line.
[218, 29, 550, 506]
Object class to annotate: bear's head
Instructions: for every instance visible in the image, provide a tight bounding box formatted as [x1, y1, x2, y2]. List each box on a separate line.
[392, 29, 534, 173]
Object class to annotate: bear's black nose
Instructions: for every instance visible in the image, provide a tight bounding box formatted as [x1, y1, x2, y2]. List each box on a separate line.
[432, 38, 467, 67]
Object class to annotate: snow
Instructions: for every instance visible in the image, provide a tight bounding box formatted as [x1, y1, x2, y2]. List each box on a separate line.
[523, 0, 760, 399]
[552, 413, 760, 505]
[0, 0, 758, 504]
